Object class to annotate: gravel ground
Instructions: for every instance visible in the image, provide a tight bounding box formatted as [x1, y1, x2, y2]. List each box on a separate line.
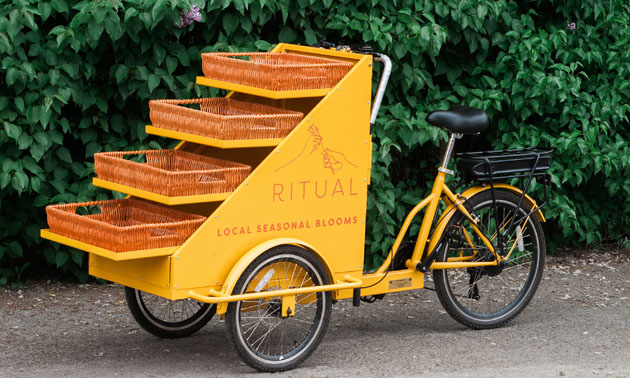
[1, 249, 629, 377]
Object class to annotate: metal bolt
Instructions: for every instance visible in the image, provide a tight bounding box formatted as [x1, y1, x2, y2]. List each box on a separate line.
[245, 182, 249, 185]
[307, 118, 310, 121]
[337, 87, 340, 90]
[368, 63, 372, 66]
[367, 101, 370, 104]
[174, 285, 178, 289]
[176, 256, 179, 260]
[216, 281, 219, 284]
[362, 220, 365, 224]
[364, 178, 367, 182]
[166, 284, 169, 288]
[114, 268, 118, 272]
[365, 140, 368, 144]
[215, 215, 218, 219]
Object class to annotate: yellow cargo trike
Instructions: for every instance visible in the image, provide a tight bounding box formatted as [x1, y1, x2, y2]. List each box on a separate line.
[42, 43, 550, 372]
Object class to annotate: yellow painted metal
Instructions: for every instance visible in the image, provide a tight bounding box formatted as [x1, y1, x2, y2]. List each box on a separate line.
[374, 194, 435, 275]
[398, 182, 543, 274]
[88, 254, 174, 298]
[171, 48, 372, 296]
[92, 178, 230, 205]
[410, 171, 448, 265]
[443, 185, 497, 257]
[188, 275, 362, 305]
[195, 76, 331, 99]
[430, 261, 499, 269]
[281, 295, 296, 317]
[43, 42, 547, 305]
[280, 44, 361, 62]
[146, 125, 283, 149]
[40, 229, 177, 261]
[214, 237, 335, 313]
[358, 270, 424, 297]
[459, 184, 546, 222]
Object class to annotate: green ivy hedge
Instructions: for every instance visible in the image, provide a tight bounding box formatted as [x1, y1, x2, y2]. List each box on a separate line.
[2, 0, 629, 284]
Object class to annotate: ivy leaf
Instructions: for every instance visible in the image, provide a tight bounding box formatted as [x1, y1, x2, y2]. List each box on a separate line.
[165, 56, 177, 74]
[56, 147, 72, 163]
[4, 122, 20, 140]
[17, 133, 33, 150]
[51, 0, 69, 13]
[71, 250, 83, 265]
[55, 250, 69, 268]
[30, 143, 48, 162]
[0, 173, 10, 189]
[278, 27, 297, 43]
[254, 40, 271, 51]
[11, 171, 28, 193]
[304, 29, 317, 45]
[23, 157, 41, 175]
[7, 242, 23, 258]
[115, 65, 129, 84]
[153, 44, 166, 65]
[6, 67, 20, 86]
[223, 13, 239, 35]
[147, 74, 160, 92]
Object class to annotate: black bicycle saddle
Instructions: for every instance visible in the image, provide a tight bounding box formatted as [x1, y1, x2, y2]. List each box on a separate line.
[426, 106, 489, 134]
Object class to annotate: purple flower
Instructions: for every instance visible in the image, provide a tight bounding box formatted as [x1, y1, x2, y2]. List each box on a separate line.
[176, 5, 201, 28]
[567, 22, 576, 30]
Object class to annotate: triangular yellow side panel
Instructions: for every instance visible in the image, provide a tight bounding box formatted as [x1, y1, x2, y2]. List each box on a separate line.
[171, 50, 373, 290]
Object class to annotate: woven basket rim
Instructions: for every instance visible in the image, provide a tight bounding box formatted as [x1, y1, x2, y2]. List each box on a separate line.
[95, 151, 249, 175]
[149, 98, 304, 117]
[46, 199, 205, 231]
[201, 52, 354, 69]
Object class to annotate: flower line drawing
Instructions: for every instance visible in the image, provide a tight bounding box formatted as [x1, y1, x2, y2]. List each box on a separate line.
[275, 124, 358, 174]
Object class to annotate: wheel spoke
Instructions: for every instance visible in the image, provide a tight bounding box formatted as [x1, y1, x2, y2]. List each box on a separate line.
[434, 192, 544, 328]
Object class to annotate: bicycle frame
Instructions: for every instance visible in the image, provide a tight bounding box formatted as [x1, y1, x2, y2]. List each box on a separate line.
[370, 134, 545, 278]
[375, 167, 498, 276]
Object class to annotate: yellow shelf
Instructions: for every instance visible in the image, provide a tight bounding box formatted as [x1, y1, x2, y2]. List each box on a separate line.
[40, 229, 177, 261]
[92, 178, 230, 205]
[196, 76, 331, 99]
[146, 125, 282, 149]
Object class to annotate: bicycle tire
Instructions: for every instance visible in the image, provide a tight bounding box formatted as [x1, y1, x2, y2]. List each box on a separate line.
[433, 190, 545, 329]
[225, 245, 332, 372]
[125, 287, 216, 339]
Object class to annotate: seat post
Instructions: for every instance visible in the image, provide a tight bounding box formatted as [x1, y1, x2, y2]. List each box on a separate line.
[440, 133, 461, 170]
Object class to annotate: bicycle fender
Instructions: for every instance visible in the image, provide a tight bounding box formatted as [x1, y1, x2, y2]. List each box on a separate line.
[459, 184, 545, 222]
[426, 184, 545, 258]
[214, 238, 332, 314]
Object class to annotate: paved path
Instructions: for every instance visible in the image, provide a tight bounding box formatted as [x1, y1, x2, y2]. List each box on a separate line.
[1, 249, 629, 377]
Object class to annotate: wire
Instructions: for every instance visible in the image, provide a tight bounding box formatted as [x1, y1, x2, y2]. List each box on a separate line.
[361, 190, 396, 289]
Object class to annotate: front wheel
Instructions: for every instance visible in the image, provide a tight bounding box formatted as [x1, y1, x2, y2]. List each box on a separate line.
[433, 190, 546, 329]
[125, 287, 216, 339]
[225, 245, 332, 372]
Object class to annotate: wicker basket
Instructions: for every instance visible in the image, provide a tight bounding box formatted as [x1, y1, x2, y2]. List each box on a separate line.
[94, 149, 251, 197]
[201, 52, 354, 91]
[46, 199, 206, 252]
[149, 98, 303, 140]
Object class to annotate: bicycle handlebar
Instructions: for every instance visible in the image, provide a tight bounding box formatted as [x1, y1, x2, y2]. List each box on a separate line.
[370, 54, 392, 129]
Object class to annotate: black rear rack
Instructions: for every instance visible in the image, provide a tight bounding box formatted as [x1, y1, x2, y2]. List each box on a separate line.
[456, 148, 552, 182]
[454, 147, 553, 259]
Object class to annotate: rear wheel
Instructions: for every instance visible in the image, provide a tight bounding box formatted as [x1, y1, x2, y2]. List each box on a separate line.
[433, 190, 545, 329]
[225, 245, 332, 372]
[125, 287, 215, 339]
